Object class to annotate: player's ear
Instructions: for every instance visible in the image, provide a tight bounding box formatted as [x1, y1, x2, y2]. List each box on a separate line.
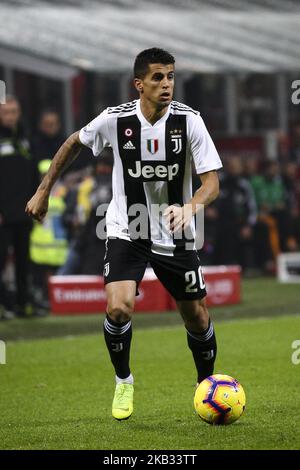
[134, 78, 143, 94]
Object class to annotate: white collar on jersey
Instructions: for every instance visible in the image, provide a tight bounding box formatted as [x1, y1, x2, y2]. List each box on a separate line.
[136, 99, 171, 128]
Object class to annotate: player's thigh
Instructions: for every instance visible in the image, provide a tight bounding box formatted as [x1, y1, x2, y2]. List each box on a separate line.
[103, 238, 147, 322]
[103, 237, 147, 285]
[151, 249, 207, 302]
[105, 280, 137, 322]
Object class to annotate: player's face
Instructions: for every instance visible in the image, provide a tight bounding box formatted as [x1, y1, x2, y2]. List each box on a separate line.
[136, 63, 175, 108]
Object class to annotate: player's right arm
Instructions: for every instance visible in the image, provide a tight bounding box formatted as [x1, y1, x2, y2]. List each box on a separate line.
[26, 109, 110, 222]
[25, 131, 83, 222]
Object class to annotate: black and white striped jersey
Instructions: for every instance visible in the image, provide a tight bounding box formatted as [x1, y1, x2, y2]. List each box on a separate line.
[79, 99, 222, 256]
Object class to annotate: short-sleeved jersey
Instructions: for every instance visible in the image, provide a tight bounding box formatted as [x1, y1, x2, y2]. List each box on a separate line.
[79, 99, 222, 256]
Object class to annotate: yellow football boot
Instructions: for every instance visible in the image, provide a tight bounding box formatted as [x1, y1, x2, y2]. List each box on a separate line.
[112, 383, 134, 420]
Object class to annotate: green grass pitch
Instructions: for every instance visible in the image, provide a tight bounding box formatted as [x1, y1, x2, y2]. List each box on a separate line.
[1, 312, 300, 450]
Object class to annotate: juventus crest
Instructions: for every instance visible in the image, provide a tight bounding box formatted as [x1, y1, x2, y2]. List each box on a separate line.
[170, 129, 182, 154]
[171, 135, 182, 154]
[104, 262, 110, 277]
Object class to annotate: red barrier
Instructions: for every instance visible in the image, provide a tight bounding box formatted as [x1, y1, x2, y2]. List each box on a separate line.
[204, 266, 241, 306]
[49, 266, 241, 315]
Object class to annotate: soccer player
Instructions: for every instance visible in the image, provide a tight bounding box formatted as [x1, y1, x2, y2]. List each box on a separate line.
[26, 48, 222, 421]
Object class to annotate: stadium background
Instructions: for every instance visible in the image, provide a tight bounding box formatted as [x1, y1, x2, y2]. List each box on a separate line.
[0, 0, 300, 451]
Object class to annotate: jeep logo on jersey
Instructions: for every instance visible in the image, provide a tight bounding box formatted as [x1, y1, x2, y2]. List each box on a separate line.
[147, 139, 159, 154]
[128, 161, 179, 181]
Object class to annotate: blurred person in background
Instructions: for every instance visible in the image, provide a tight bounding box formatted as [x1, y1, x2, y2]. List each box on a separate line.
[30, 159, 68, 315]
[58, 146, 113, 275]
[243, 156, 259, 180]
[250, 161, 290, 270]
[57, 165, 95, 275]
[290, 122, 300, 163]
[32, 109, 91, 178]
[192, 169, 218, 265]
[0, 96, 39, 319]
[243, 156, 275, 271]
[281, 161, 300, 251]
[32, 110, 65, 164]
[277, 130, 292, 163]
[214, 156, 257, 272]
[75, 146, 113, 274]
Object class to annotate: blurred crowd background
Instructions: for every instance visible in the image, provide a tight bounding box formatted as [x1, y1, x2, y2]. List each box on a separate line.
[0, 0, 300, 318]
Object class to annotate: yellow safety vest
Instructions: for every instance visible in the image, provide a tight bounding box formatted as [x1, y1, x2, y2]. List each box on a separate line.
[77, 176, 94, 221]
[30, 188, 68, 266]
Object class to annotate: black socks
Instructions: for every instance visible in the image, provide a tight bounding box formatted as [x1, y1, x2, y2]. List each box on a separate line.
[103, 315, 132, 379]
[104, 314, 216, 384]
[186, 320, 217, 383]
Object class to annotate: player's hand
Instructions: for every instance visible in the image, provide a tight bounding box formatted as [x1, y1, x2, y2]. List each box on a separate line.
[163, 204, 193, 233]
[25, 190, 49, 222]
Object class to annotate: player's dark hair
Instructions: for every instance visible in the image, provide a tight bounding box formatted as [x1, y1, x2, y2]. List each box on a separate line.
[134, 48, 175, 79]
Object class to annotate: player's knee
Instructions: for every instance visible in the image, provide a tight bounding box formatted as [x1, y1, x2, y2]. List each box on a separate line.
[194, 314, 210, 332]
[186, 317, 209, 333]
[183, 301, 210, 332]
[107, 302, 133, 323]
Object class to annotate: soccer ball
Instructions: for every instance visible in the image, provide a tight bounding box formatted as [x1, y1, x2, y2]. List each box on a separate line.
[194, 374, 246, 425]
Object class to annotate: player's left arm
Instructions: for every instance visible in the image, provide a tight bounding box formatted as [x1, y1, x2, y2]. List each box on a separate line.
[190, 169, 220, 210]
[164, 112, 222, 233]
[165, 170, 219, 233]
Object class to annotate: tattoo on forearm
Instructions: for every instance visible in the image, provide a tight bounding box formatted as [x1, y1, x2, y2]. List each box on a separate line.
[39, 132, 82, 192]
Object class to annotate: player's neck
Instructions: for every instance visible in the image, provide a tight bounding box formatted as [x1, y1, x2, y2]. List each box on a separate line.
[139, 98, 169, 126]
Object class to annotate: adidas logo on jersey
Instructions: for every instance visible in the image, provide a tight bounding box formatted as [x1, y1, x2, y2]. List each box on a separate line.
[128, 161, 179, 181]
[123, 140, 136, 150]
